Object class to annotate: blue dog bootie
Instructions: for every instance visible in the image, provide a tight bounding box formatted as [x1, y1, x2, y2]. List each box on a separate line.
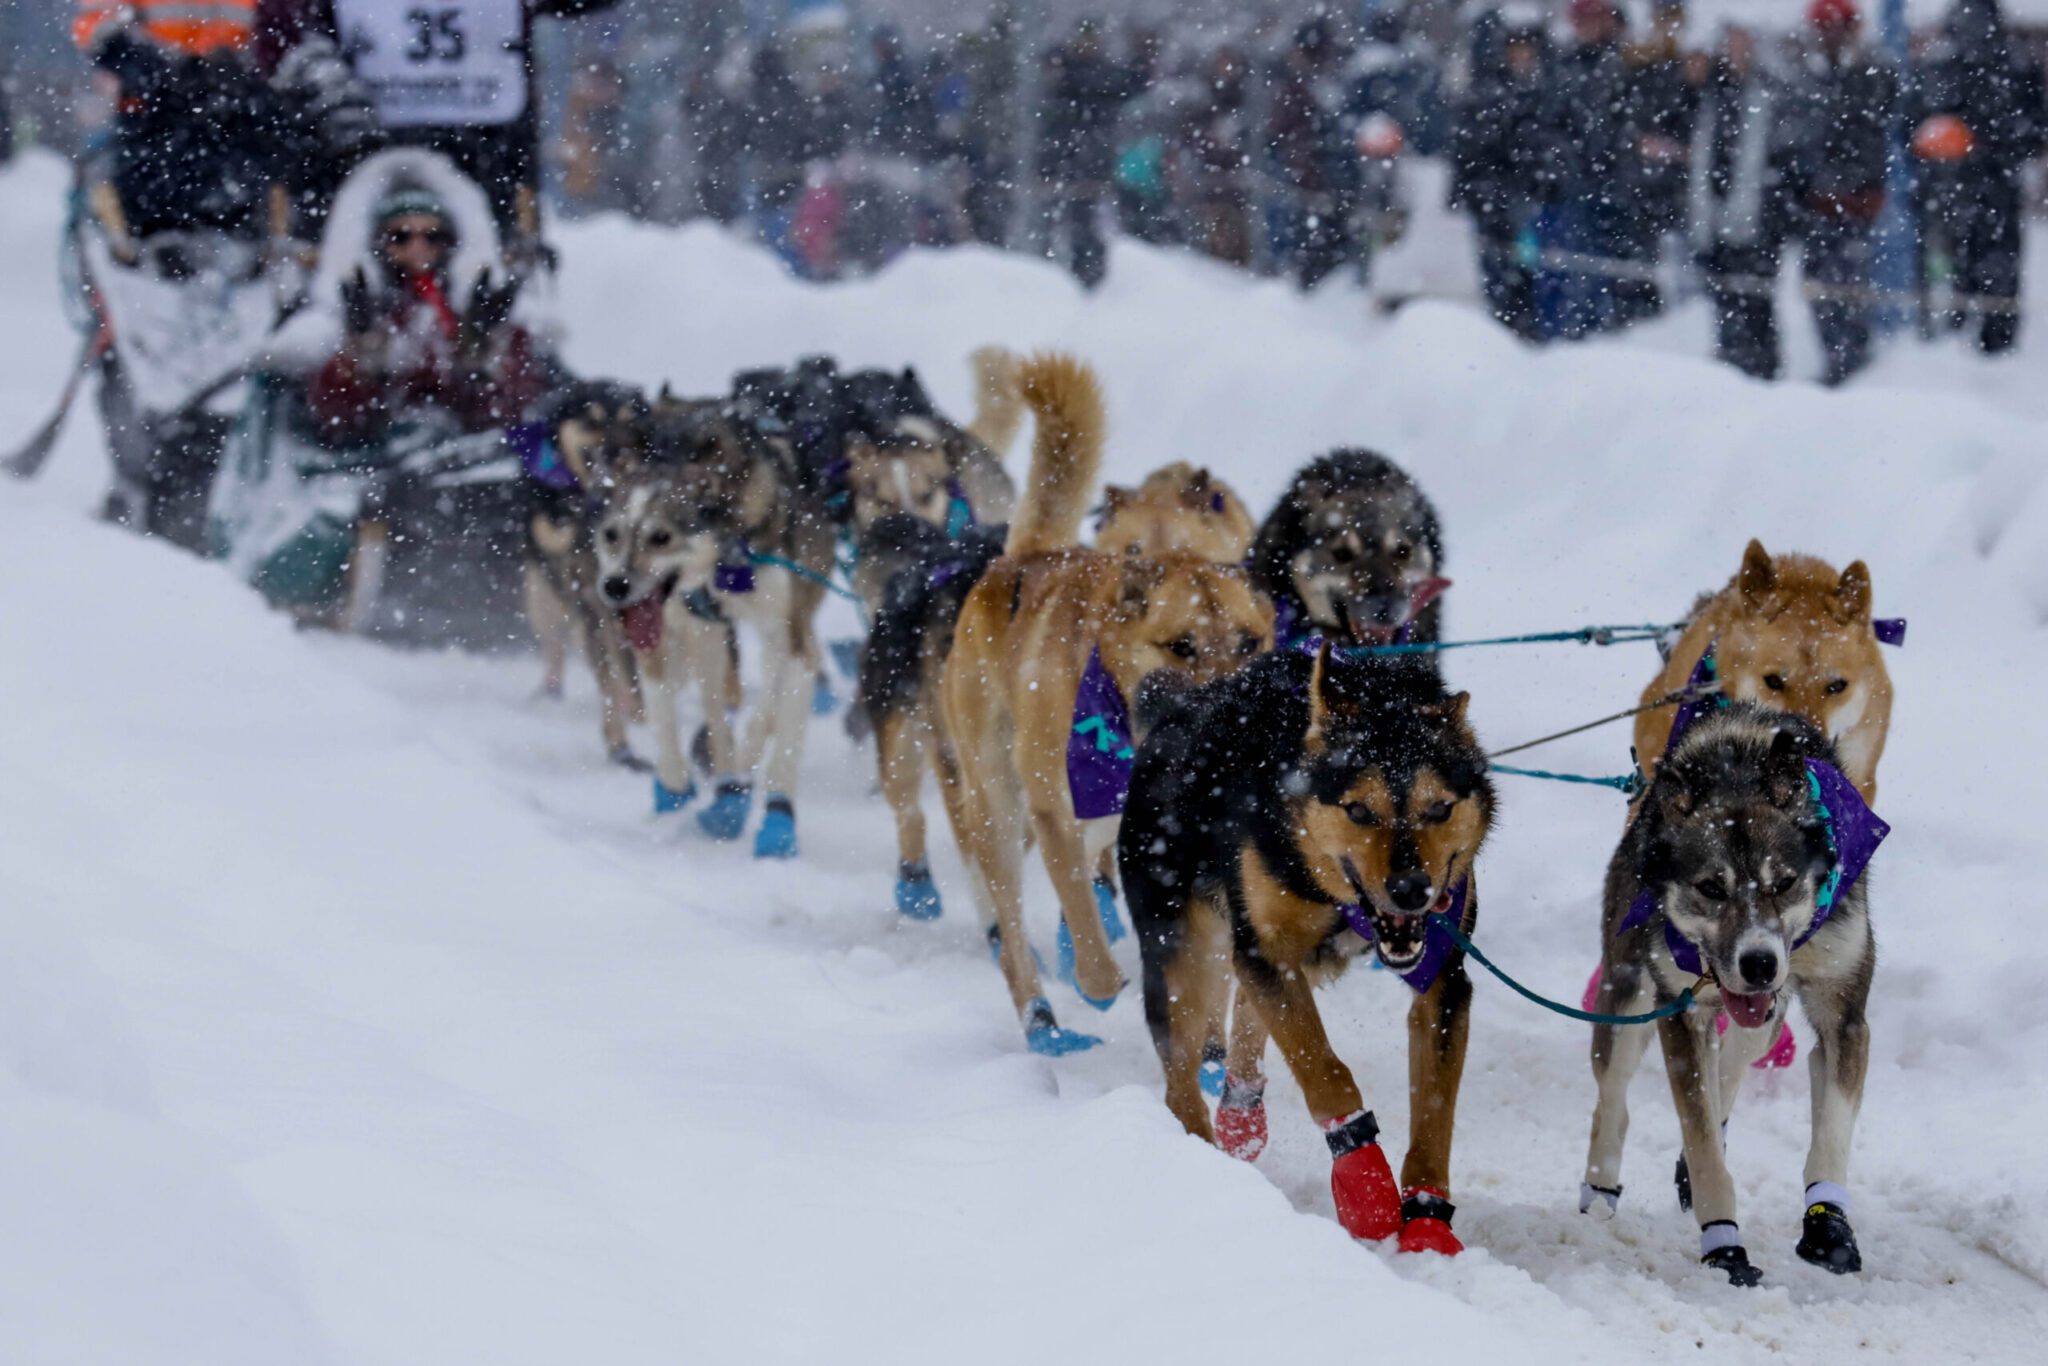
[1198, 1041, 1227, 1099]
[1056, 917, 1124, 1012]
[1023, 997, 1101, 1057]
[1092, 874, 1127, 944]
[895, 860, 942, 920]
[652, 775, 697, 815]
[697, 780, 752, 841]
[753, 794, 797, 860]
[811, 673, 839, 717]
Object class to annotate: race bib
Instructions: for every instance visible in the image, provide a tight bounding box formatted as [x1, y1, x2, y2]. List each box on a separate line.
[334, 0, 527, 127]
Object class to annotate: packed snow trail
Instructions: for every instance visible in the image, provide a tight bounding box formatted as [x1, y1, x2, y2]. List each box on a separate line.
[4, 150, 2047, 1363]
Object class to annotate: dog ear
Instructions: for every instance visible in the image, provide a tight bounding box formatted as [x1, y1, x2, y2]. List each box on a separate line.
[1836, 559, 1872, 622]
[1764, 726, 1812, 808]
[1738, 539, 1775, 602]
[1305, 640, 1336, 754]
[1421, 690, 1471, 730]
[1102, 485, 1131, 513]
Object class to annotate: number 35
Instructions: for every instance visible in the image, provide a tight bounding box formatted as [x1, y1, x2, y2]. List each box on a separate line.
[405, 8, 467, 63]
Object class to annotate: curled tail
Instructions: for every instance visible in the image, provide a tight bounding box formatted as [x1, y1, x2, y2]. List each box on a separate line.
[965, 346, 1024, 455]
[1005, 352, 1107, 558]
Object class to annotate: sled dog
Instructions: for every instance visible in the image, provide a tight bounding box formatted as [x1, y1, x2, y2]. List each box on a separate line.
[1637, 540, 1891, 803]
[522, 380, 651, 764]
[1094, 461, 1257, 563]
[1584, 704, 1877, 1286]
[940, 353, 1272, 1052]
[1249, 450, 1449, 645]
[593, 402, 833, 858]
[1119, 645, 1494, 1255]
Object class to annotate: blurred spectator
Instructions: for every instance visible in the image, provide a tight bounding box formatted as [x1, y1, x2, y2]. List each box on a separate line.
[1038, 20, 1142, 288]
[1536, 0, 1638, 338]
[1267, 16, 1358, 289]
[1778, 0, 1896, 385]
[1452, 13, 1549, 339]
[1687, 26, 1789, 379]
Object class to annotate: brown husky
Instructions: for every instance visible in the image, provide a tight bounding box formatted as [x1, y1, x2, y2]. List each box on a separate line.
[939, 354, 1273, 1054]
[1094, 462, 1257, 563]
[1637, 540, 1891, 802]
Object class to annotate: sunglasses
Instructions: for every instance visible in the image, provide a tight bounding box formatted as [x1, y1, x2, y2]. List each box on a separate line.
[384, 227, 453, 247]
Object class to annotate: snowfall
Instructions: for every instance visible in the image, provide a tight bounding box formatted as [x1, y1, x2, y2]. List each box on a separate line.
[3, 145, 2046, 1364]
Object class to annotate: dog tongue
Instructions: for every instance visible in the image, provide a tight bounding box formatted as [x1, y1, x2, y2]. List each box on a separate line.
[621, 598, 664, 653]
[1722, 989, 1775, 1030]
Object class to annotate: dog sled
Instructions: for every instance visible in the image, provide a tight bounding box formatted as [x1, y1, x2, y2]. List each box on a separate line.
[76, 224, 279, 550]
[205, 148, 559, 648]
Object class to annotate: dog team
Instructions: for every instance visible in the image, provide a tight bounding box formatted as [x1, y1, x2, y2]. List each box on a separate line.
[516, 347, 1897, 1288]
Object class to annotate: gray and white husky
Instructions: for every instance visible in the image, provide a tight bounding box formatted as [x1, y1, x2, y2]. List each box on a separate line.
[593, 404, 834, 859]
[1582, 703, 1877, 1286]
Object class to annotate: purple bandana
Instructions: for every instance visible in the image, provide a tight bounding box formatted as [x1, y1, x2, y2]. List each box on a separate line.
[511, 423, 580, 492]
[1342, 879, 1468, 994]
[715, 542, 756, 595]
[1623, 758, 1887, 977]
[1874, 617, 1907, 647]
[1067, 648, 1136, 820]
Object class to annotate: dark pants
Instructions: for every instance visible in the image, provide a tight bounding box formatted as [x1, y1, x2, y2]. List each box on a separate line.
[1702, 241, 1782, 380]
[1953, 175, 2024, 354]
[1802, 217, 1876, 386]
[1475, 213, 1540, 340]
[1051, 184, 1108, 289]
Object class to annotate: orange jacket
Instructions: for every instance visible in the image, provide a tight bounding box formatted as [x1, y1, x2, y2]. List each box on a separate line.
[75, 0, 255, 56]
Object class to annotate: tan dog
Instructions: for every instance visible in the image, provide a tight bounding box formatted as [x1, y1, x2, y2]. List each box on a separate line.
[940, 353, 1274, 1050]
[1638, 540, 1891, 802]
[1094, 462, 1257, 563]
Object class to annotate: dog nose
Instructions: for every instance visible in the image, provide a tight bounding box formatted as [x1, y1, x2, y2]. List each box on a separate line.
[1385, 871, 1432, 913]
[1738, 948, 1780, 991]
[602, 575, 631, 603]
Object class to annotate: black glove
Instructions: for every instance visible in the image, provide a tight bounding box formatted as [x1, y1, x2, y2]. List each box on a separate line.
[341, 266, 377, 339]
[460, 268, 522, 355]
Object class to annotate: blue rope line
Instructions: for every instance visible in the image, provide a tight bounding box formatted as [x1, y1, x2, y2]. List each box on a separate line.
[747, 550, 863, 603]
[1429, 913, 1697, 1025]
[1342, 622, 1681, 657]
[1489, 762, 1640, 795]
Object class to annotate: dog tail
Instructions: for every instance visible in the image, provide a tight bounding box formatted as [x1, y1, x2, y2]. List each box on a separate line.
[965, 346, 1024, 455]
[1006, 352, 1107, 558]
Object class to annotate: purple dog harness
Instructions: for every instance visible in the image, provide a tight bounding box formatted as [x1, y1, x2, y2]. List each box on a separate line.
[1067, 648, 1137, 820]
[1341, 878, 1470, 993]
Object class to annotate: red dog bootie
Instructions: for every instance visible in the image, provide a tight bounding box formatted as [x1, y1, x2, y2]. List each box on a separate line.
[1397, 1187, 1462, 1256]
[1325, 1110, 1401, 1240]
[1215, 1074, 1268, 1162]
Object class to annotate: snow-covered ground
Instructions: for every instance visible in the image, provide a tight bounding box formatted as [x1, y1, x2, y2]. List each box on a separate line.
[3, 147, 2046, 1362]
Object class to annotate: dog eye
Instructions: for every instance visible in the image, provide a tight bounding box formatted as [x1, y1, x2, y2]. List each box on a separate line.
[646, 530, 672, 548]
[1329, 543, 1355, 565]
[1824, 679, 1848, 696]
[603, 527, 620, 544]
[1390, 542, 1412, 561]
[1237, 634, 1261, 656]
[1420, 800, 1453, 825]
[1768, 872, 1797, 897]
[1694, 877, 1728, 901]
[1164, 637, 1197, 661]
[1343, 802, 1379, 827]
[1763, 673, 1785, 692]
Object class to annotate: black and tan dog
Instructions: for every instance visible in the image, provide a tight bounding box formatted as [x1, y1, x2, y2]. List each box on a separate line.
[940, 353, 1273, 1054]
[1249, 449, 1450, 647]
[522, 380, 652, 765]
[1118, 645, 1495, 1255]
[1583, 704, 1878, 1286]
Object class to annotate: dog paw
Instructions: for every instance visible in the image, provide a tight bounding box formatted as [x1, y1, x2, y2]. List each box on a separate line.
[1054, 917, 1125, 1011]
[697, 781, 752, 841]
[652, 776, 697, 815]
[811, 674, 838, 716]
[1197, 1041, 1227, 1098]
[1023, 997, 1100, 1057]
[753, 796, 796, 859]
[1702, 1245, 1764, 1288]
[1579, 1182, 1622, 1219]
[1216, 1074, 1267, 1162]
[1795, 1202, 1861, 1275]
[1397, 1190, 1462, 1256]
[895, 863, 942, 920]
[1092, 875, 1127, 944]
[1326, 1114, 1401, 1241]
[608, 744, 652, 772]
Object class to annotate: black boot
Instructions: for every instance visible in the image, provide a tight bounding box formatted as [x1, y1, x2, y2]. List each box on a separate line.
[1795, 1201, 1862, 1274]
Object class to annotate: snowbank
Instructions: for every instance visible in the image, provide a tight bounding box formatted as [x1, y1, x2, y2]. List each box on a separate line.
[4, 148, 2047, 1361]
